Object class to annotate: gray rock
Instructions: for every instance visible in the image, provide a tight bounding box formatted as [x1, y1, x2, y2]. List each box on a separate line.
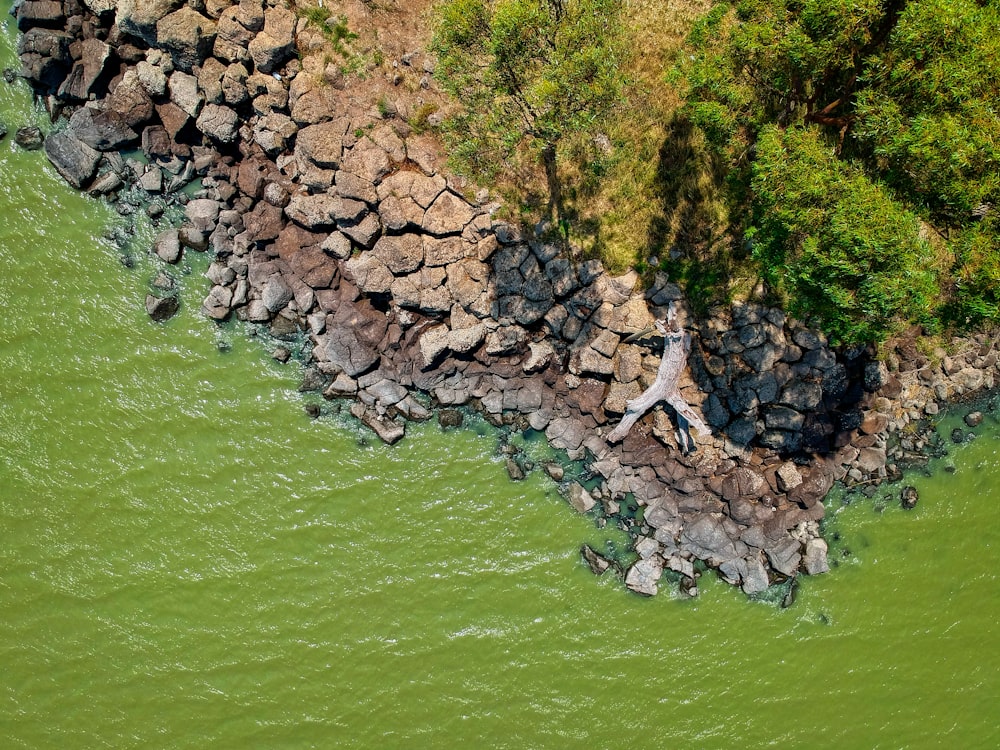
[185, 199, 221, 233]
[422, 190, 475, 236]
[156, 8, 216, 73]
[14, 126, 44, 150]
[196, 103, 239, 143]
[106, 70, 154, 128]
[168, 70, 203, 117]
[43, 131, 101, 188]
[625, 557, 663, 596]
[58, 38, 111, 101]
[145, 293, 179, 322]
[965, 411, 984, 428]
[681, 516, 739, 565]
[285, 193, 339, 230]
[153, 230, 182, 263]
[780, 380, 823, 411]
[581, 544, 612, 575]
[295, 119, 349, 169]
[316, 299, 387, 377]
[117, 0, 183, 46]
[351, 403, 404, 445]
[764, 405, 805, 432]
[68, 108, 137, 151]
[802, 538, 829, 575]
[419, 324, 451, 366]
[136, 60, 168, 97]
[341, 138, 392, 184]
[765, 538, 802, 577]
[248, 5, 296, 73]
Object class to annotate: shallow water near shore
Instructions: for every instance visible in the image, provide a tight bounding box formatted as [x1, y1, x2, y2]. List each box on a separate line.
[2, 8, 999, 748]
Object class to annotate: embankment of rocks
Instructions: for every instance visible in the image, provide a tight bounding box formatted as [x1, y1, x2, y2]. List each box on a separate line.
[12, 0, 1000, 598]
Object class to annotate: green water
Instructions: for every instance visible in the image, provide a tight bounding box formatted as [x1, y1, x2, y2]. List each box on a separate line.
[1, 10, 999, 749]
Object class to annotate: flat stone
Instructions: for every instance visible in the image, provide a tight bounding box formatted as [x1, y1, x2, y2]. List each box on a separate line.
[422, 190, 475, 236]
[67, 107, 137, 151]
[196, 103, 239, 143]
[156, 8, 217, 73]
[625, 557, 663, 596]
[43, 131, 101, 188]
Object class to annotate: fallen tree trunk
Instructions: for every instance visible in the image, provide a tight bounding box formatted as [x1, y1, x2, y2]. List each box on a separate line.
[606, 304, 710, 448]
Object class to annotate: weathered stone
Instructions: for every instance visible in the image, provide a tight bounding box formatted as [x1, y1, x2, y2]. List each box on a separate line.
[373, 234, 424, 275]
[153, 230, 182, 263]
[196, 103, 239, 143]
[59, 38, 111, 100]
[145, 293, 179, 322]
[341, 137, 392, 184]
[682, 516, 739, 565]
[43, 131, 100, 188]
[345, 255, 393, 294]
[295, 119, 349, 170]
[901, 485, 919, 510]
[67, 108, 137, 152]
[157, 8, 217, 73]
[351, 403, 405, 445]
[422, 190, 475, 236]
[117, 0, 183, 46]
[106, 70, 154, 128]
[168, 71, 203, 118]
[316, 299, 387, 377]
[765, 538, 802, 577]
[185, 199, 221, 234]
[780, 380, 824, 411]
[581, 544, 612, 575]
[776, 462, 803, 492]
[802, 538, 829, 575]
[247, 6, 296, 73]
[419, 324, 451, 366]
[340, 213, 382, 249]
[567, 482, 597, 513]
[284, 193, 339, 230]
[625, 557, 663, 596]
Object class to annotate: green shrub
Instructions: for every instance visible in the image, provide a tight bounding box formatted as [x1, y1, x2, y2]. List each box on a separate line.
[751, 126, 938, 344]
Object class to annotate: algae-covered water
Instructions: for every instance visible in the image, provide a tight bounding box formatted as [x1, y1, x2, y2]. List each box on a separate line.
[2, 9, 999, 748]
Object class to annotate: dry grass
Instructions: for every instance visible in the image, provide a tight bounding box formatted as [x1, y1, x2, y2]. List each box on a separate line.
[558, 0, 731, 275]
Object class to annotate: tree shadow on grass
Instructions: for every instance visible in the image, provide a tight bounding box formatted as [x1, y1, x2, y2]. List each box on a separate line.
[646, 112, 751, 315]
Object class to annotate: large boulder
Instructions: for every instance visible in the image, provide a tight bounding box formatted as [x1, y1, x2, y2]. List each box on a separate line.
[157, 8, 217, 73]
[58, 39, 112, 100]
[43, 131, 101, 188]
[422, 190, 476, 236]
[295, 119, 350, 170]
[315, 298, 388, 377]
[17, 27, 72, 91]
[15, 1, 64, 32]
[106, 70, 154, 128]
[68, 108, 137, 151]
[196, 104, 239, 143]
[117, 0, 184, 46]
[247, 6, 296, 73]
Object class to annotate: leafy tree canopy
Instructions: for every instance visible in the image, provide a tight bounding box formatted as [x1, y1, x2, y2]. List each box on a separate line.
[431, 0, 626, 225]
[676, 0, 1000, 340]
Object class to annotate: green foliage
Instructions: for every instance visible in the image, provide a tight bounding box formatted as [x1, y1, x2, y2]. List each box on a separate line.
[750, 126, 937, 344]
[948, 216, 1000, 325]
[853, 0, 1000, 224]
[431, 0, 627, 219]
[673, 0, 1000, 341]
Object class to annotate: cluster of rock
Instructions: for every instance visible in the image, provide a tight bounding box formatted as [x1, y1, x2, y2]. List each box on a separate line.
[13, 0, 999, 599]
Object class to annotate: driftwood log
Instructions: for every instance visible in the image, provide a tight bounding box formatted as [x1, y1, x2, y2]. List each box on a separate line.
[606, 304, 710, 449]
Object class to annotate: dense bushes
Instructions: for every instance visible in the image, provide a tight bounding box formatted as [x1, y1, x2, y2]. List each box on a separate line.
[750, 127, 937, 343]
[677, 0, 1000, 341]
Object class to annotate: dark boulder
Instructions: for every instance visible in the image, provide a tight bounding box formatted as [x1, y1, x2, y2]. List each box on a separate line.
[14, 126, 44, 150]
[43, 130, 101, 188]
[900, 486, 919, 510]
[145, 293, 180, 322]
[68, 108, 137, 151]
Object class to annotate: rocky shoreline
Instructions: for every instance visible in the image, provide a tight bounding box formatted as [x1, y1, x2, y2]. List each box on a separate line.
[10, 0, 1000, 598]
